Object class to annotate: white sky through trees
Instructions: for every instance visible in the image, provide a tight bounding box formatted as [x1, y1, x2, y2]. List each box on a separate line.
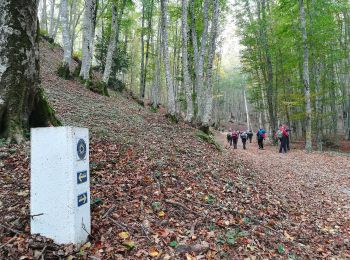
[221, 0, 242, 70]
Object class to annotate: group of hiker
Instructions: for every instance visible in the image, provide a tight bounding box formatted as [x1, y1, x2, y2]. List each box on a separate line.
[226, 129, 254, 150]
[226, 124, 291, 153]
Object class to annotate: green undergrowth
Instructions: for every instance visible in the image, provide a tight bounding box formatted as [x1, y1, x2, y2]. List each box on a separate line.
[166, 114, 179, 124]
[150, 106, 158, 113]
[196, 130, 222, 152]
[82, 80, 109, 97]
[57, 64, 71, 79]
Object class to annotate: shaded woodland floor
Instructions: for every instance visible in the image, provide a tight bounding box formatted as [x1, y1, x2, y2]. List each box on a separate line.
[0, 41, 350, 259]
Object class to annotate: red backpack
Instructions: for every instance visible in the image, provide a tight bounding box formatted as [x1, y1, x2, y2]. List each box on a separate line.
[232, 132, 238, 139]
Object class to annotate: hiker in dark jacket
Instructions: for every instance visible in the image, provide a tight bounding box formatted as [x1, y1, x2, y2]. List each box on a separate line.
[227, 128, 232, 146]
[240, 131, 248, 150]
[276, 125, 288, 153]
[247, 130, 253, 143]
[257, 128, 266, 149]
[231, 130, 239, 149]
[285, 125, 291, 150]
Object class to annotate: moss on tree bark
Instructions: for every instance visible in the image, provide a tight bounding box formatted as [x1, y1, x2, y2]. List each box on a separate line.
[0, 0, 60, 143]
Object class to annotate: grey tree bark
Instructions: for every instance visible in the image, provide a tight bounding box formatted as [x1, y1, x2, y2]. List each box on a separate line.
[139, 0, 154, 103]
[79, 0, 95, 80]
[299, 0, 313, 151]
[181, 0, 194, 122]
[160, 0, 176, 117]
[103, 0, 126, 85]
[190, 0, 209, 121]
[41, 0, 48, 31]
[197, 0, 209, 120]
[201, 0, 219, 130]
[152, 21, 161, 109]
[244, 89, 251, 131]
[48, 0, 55, 37]
[139, 2, 146, 101]
[60, 0, 72, 74]
[0, 0, 59, 143]
[68, 0, 80, 55]
[102, 4, 118, 84]
[51, 3, 61, 39]
[189, 0, 200, 94]
[88, 0, 98, 72]
[143, 0, 154, 102]
[260, 0, 277, 136]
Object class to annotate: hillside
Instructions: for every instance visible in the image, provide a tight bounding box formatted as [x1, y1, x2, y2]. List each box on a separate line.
[0, 40, 349, 259]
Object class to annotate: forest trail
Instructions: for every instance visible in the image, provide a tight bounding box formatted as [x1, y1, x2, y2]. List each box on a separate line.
[216, 131, 350, 253]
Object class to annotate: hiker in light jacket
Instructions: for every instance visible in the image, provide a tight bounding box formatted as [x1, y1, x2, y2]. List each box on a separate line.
[240, 131, 248, 150]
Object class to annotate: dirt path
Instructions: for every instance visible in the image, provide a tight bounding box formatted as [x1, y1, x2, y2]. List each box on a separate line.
[216, 131, 350, 253]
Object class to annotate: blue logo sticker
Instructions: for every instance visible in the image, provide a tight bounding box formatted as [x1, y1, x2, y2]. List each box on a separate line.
[77, 192, 88, 207]
[77, 139, 87, 160]
[77, 170, 88, 184]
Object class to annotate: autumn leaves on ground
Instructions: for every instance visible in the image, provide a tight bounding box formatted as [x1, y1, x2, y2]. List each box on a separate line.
[1, 40, 350, 259]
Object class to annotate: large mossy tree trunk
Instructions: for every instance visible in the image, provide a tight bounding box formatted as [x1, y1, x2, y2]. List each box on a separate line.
[201, 0, 219, 133]
[0, 0, 59, 143]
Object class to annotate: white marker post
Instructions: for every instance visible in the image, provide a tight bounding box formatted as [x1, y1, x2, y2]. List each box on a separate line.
[30, 127, 90, 244]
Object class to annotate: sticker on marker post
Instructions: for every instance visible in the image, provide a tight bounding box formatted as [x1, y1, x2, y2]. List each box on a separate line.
[76, 139, 87, 160]
[77, 170, 88, 184]
[77, 192, 88, 207]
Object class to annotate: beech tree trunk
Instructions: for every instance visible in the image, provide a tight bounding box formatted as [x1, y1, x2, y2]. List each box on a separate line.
[190, 0, 209, 121]
[48, 0, 55, 37]
[51, 3, 61, 39]
[102, 4, 117, 84]
[70, 1, 84, 56]
[139, 2, 146, 101]
[201, 0, 219, 131]
[143, 0, 154, 102]
[88, 0, 98, 73]
[299, 0, 313, 151]
[181, 0, 194, 122]
[244, 89, 251, 130]
[41, 0, 48, 31]
[160, 0, 176, 117]
[80, 0, 96, 80]
[197, 0, 210, 120]
[103, 0, 126, 85]
[0, 0, 59, 143]
[60, 0, 72, 74]
[261, 0, 277, 136]
[152, 22, 161, 109]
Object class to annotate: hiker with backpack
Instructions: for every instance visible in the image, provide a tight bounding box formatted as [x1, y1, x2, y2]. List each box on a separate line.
[240, 131, 248, 149]
[247, 130, 253, 143]
[231, 130, 239, 149]
[276, 125, 288, 153]
[256, 128, 266, 149]
[285, 125, 291, 150]
[226, 128, 232, 147]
